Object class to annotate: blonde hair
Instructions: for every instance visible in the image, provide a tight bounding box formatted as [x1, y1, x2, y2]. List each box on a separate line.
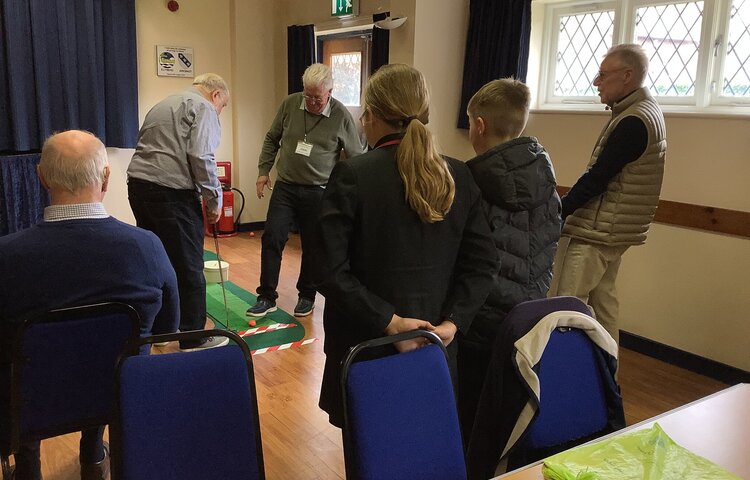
[467, 78, 530, 139]
[606, 44, 649, 86]
[39, 130, 108, 193]
[364, 64, 455, 223]
[193, 73, 230, 97]
[302, 63, 334, 90]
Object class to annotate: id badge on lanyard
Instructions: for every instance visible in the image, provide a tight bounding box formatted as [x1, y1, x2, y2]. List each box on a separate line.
[295, 140, 313, 157]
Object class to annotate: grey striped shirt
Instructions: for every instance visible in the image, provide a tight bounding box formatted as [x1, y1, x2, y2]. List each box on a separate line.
[128, 88, 223, 211]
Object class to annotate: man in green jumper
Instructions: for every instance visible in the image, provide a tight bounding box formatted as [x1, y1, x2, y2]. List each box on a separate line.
[248, 63, 363, 318]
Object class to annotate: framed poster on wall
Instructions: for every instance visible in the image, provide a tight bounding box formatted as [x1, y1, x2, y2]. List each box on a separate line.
[157, 45, 194, 77]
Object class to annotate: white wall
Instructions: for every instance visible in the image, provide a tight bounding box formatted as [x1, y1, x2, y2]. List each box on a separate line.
[133, 0, 234, 153]
[618, 224, 750, 369]
[230, 0, 281, 223]
[104, 149, 136, 224]
[410, 0, 474, 160]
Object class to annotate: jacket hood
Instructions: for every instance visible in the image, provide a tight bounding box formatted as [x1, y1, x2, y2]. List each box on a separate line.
[466, 137, 557, 212]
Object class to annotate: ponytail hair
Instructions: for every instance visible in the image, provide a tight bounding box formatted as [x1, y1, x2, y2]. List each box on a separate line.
[364, 64, 455, 223]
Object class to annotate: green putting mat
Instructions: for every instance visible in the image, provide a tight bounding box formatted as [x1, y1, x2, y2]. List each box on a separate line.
[204, 251, 305, 351]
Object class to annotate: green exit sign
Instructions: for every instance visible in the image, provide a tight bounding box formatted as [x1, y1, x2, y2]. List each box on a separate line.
[331, 0, 358, 17]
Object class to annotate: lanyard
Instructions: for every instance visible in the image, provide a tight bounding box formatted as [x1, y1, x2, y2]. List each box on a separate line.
[303, 110, 325, 142]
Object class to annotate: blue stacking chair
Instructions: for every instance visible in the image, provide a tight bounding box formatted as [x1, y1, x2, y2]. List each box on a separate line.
[341, 330, 466, 480]
[520, 328, 609, 447]
[111, 329, 264, 480]
[0, 302, 140, 479]
[509, 296, 622, 468]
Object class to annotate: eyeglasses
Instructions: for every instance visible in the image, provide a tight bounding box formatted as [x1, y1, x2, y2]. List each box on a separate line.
[594, 67, 628, 81]
[303, 93, 329, 104]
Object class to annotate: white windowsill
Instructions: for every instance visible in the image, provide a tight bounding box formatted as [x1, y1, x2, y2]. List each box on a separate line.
[532, 103, 750, 120]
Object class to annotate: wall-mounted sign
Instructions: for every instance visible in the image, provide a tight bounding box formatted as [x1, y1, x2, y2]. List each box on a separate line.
[331, 0, 358, 17]
[157, 45, 194, 77]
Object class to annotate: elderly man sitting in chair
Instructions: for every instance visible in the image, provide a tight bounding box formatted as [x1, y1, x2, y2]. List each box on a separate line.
[0, 130, 178, 480]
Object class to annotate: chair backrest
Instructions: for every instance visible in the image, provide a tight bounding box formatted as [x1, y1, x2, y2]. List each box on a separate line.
[112, 329, 264, 480]
[505, 295, 592, 324]
[341, 330, 466, 480]
[522, 327, 609, 448]
[1, 302, 140, 455]
[512, 296, 613, 451]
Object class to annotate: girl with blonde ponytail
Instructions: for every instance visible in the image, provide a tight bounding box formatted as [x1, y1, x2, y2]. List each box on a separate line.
[362, 64, 455, 223]
[316, 64, 497, 428]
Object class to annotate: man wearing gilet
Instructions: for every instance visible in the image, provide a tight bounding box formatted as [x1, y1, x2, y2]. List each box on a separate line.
[549, 44, 667, 343]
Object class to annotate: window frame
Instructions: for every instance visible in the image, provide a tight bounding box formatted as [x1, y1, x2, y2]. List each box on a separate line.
[540, 0, 620, 107]
[710, 0, 750, 105]
[538, 0, 750, 112]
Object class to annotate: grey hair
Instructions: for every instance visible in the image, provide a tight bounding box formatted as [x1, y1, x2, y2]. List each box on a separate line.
[39, 130, 108, 193]
[302, 63, 334, 90]
[193, 73, 230, 97]
[607, 44, 649, 86]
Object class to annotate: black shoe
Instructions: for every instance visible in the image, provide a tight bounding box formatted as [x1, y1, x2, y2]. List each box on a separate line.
[80, 441, 110, 480]
[294, 297, 314, 317]
[246, 297, 277, 317]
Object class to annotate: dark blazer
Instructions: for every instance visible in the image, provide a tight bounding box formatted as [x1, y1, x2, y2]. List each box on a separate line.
[316, 133, 497, 426]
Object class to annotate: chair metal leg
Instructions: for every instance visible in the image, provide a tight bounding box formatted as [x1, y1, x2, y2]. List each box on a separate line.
[1, 455, 13, 480]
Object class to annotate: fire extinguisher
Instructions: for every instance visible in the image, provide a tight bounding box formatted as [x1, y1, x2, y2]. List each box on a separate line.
[203, 162, 245, 238]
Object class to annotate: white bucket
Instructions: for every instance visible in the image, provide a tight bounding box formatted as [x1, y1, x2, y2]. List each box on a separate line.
[203, 260, 229, 283]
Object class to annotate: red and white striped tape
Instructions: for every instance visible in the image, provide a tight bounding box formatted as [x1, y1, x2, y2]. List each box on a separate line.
[237, 322, 296, 338]
[251, 338, 318, 356]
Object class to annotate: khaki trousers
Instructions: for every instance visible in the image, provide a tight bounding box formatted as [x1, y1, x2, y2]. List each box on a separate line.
[548, 236, 629, 343]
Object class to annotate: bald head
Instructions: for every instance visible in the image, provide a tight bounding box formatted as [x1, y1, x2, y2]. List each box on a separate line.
[38, 130, 110, 203]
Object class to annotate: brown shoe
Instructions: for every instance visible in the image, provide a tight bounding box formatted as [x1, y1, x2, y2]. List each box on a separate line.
[80, 441, 110, 480]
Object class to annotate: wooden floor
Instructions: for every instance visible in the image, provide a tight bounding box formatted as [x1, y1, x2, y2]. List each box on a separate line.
[34, 232, 727, 479]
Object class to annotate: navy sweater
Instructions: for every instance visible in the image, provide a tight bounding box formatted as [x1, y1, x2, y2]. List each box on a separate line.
[0, 216, 179, 344]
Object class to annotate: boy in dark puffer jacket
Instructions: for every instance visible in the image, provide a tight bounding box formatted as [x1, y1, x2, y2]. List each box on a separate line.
[458, 79, 562, 445]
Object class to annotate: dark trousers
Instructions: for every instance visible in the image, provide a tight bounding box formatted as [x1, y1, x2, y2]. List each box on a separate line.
[457, 338, 492, 448]
[258, 181, 325, 301]
[14, 426, 104, 480]
[128, 179, 206, 333]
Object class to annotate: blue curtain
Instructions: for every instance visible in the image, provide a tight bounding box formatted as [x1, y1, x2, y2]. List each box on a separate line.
[457, 0, 532, 129]
[371, 26, 389, 75]
[0, 154, 48, 236]
[0, 0, 139, 151]
[287, 24, 315, 94]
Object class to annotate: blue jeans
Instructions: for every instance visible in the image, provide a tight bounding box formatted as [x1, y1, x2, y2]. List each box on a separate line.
[258, 181, 325, 302]
[128, 179, 206, 338]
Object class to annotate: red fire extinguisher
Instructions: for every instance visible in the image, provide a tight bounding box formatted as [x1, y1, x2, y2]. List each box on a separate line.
[203, 161, 245, 237]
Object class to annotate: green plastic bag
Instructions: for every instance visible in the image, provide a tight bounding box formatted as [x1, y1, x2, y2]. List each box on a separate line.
[541, 423, 741, 480]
